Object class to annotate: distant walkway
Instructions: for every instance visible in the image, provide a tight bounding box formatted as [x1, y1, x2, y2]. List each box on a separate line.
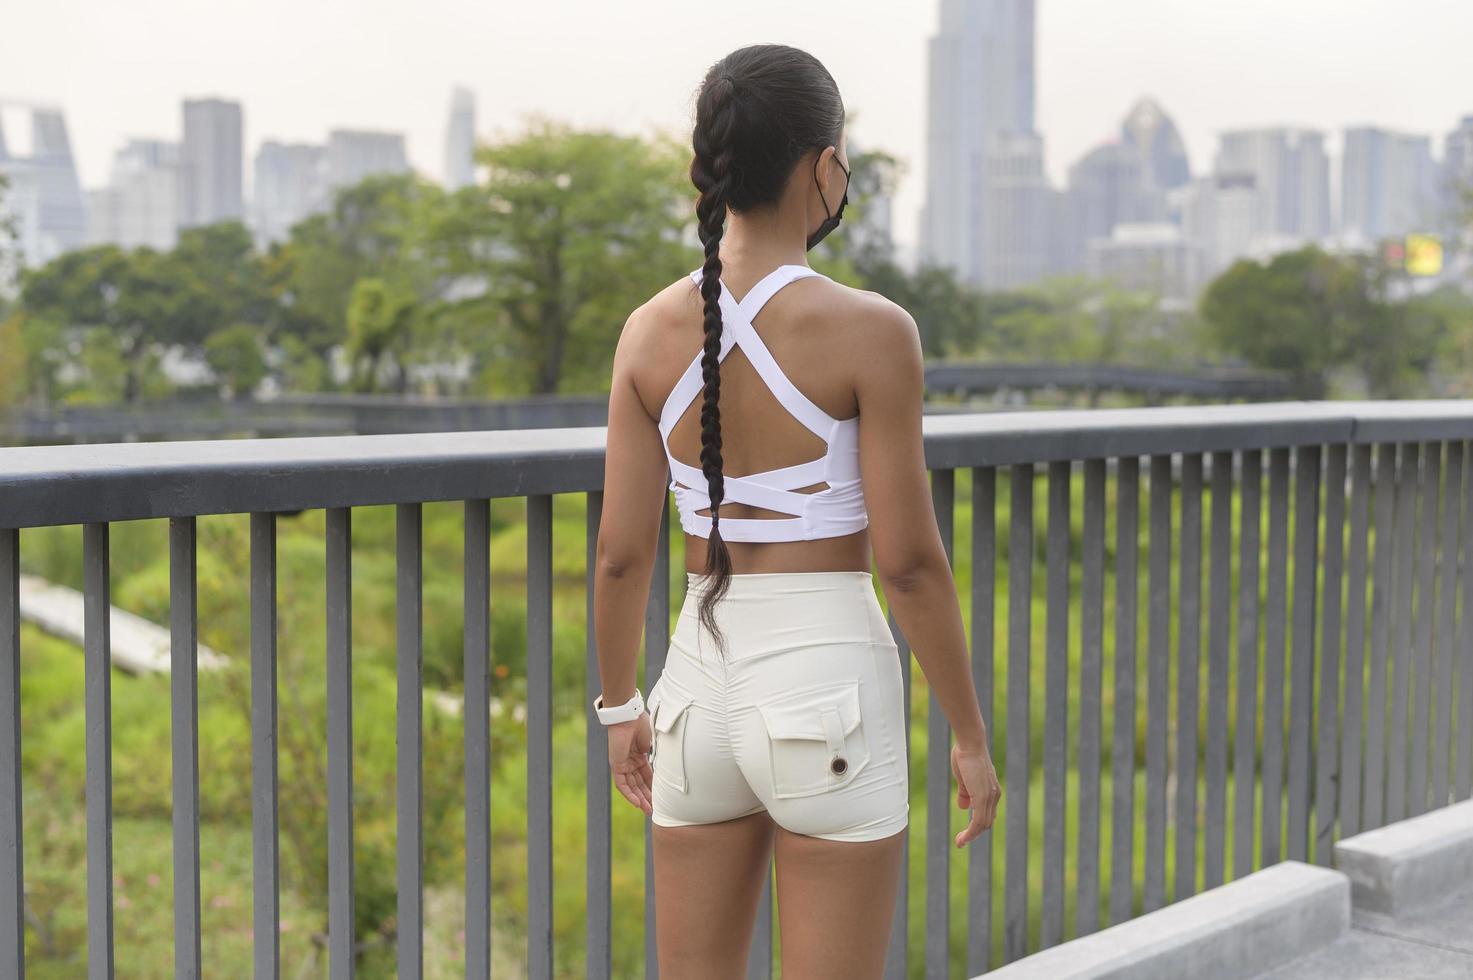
[18, 573, 227, 675]
[18, 573, 496, 718]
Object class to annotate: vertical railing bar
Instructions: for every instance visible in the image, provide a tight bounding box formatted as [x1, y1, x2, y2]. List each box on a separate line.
[84, 521, 115, 980]
[585, 493, 612, 980]
[645, 501, 668, 978]
[645, 501, 674, 980]
[1433, 442, 1463, 810]
[250, 512, 280, 980]
[925, 468, 955, 979]
[1, 527, 23, 980]
[169, 516, 203, 978]
[1287, 444, 1322, 861]
[325, 507, 354, 980]
[885, 607, 912, 979]
[1232, 451, 1263, 881]
[1175, 453, 1203, 900]
[395, 503, 424, 980]
[967, 465, 997, 975]
[1077, 458, 1105, 936]
[1109, 457, 1140, 921]
[1144, 454, 1171, 912]
[527, 494, 555, 980]
[748, 864, 774, 980]
[1387, 442, 1420, 823]
[464, 499, 492, 980]
[1339, 447, 1371, 839]
[1410, 443, 1441, 817]
[1261, 448, 1290, 867]
[1204, 451, 1233, 889]
[1460, 441, 1473, 802]
[1003, 462, 1033, 962]
[1041, 460, 1069, 946]
[1364, 443, 1397, 830]
[1315, 445, 1347, 864]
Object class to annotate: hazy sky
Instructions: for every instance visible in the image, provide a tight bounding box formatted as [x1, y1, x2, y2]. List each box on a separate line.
[6, 0, 1472, 254]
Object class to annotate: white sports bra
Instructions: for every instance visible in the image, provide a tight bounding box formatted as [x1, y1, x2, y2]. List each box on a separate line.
[657, 263, 869, 543]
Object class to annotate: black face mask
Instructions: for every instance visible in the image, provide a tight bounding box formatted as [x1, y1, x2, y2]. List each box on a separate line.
[806, 151, 850, 251]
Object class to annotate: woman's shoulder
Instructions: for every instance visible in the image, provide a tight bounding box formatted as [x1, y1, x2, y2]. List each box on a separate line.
[802, 276, 919, 348]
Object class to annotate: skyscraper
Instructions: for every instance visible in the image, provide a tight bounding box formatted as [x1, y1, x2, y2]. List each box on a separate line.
[327, 129, 410, 191]
[179, 97, 244, 227]
[1214, 128, 1330, 242]
[982, 131, 1055, 288]
[1174, 172, 1262, 279]
[253, 141, 328, 244]
[1441, 115, 1473, 234]
[444, 86, 477, 190]
[1341, 127, 1437, 244]
[87, 138, 181, 250]
[0, 101, 87, 270]
[1061, 98, 1189, 276]
[920, 0, 1037, 286]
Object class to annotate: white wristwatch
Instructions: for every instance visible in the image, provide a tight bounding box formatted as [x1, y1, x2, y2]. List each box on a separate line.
[593, 687, 644, 725]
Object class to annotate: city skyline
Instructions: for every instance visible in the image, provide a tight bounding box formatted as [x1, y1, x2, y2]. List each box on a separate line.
[7, 0, 1473, 257]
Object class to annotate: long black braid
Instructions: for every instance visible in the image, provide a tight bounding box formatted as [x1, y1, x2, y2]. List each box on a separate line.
[685, 45, 846, 654]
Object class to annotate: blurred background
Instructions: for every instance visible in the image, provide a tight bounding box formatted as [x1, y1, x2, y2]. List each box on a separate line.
[3, 0, 1471, 434]
[4, 3, 1473, 977]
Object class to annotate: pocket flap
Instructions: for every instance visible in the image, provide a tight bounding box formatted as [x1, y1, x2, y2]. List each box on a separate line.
[650, 680, 693, 734]
[757, 679, 862, 741]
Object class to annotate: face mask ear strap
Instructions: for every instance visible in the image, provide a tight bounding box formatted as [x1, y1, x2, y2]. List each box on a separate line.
[813, 147, 843, 220]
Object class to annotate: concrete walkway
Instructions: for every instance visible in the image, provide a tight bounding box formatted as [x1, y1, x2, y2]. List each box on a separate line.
[19, 573, 227, 674]
[1257, 882, 1473, 979]
[18, 572, 503, 719]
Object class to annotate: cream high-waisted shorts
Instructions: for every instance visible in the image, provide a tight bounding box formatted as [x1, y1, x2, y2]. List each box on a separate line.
[646, 570, 910, 843]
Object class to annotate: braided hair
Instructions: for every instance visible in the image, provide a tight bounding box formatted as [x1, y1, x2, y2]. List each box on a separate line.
[687, 44, 846, 654]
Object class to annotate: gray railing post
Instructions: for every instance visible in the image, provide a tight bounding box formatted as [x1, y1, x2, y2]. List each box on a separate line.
[464, 498, 492, 979]
[84, 521, 115, 980]
[967, 465, 997, 975]
[1004, 462, 1034, 963]
[169, 515, 203, 978]
[250, 511, 281, 980]
[395, 502, 424, 979]
[326, 506, 354, 980]
[1, 527, 22, 980]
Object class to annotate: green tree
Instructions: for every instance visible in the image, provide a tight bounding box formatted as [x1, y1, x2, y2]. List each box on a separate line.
[0, 173, 17, 306]
[428, 118, 693, 395]
[0, 312, 25, 408]
[273, 173, 444, 360]
[19, 245, 204, 402]
[344, 277, 417, 393]
[204, 323, 268, 399]
[1199, 245, 1374, 398]
[171, 222, 275, 343]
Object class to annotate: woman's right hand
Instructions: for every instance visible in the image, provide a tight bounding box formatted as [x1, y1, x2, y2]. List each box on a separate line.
[951, 739, 1001, 848]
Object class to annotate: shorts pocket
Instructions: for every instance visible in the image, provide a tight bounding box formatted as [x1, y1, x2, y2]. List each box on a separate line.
[648, 674, 695, 793]
[757, 679, 871, 799]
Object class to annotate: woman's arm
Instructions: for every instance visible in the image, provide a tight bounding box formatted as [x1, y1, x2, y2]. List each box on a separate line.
[593, 306, 670, 708]
[855, 297, 1000, 845]
[854, 299, 988, 750]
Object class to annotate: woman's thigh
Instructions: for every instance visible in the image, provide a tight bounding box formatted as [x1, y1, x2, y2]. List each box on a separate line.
[651, 810, 776, 980]
[773, 824, 907, 979]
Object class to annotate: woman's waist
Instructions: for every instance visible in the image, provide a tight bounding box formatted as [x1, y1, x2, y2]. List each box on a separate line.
[674, 569, 888, 659]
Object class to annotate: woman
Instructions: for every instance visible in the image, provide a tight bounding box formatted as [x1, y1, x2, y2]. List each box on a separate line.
[592, 43, 1001, 979]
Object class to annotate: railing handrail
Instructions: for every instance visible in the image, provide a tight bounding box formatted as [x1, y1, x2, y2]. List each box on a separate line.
[5, 400, 1473, 530]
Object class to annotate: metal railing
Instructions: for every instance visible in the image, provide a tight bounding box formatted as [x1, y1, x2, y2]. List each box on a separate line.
[2, 401, 1472, 978]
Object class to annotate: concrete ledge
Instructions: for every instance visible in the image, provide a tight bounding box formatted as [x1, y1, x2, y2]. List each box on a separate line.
[1333, 798, 1473, 916]
[975, 861, 1349, 980]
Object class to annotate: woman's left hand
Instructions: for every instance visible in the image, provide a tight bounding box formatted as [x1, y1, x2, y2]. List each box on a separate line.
[608, 710, 655, 816]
